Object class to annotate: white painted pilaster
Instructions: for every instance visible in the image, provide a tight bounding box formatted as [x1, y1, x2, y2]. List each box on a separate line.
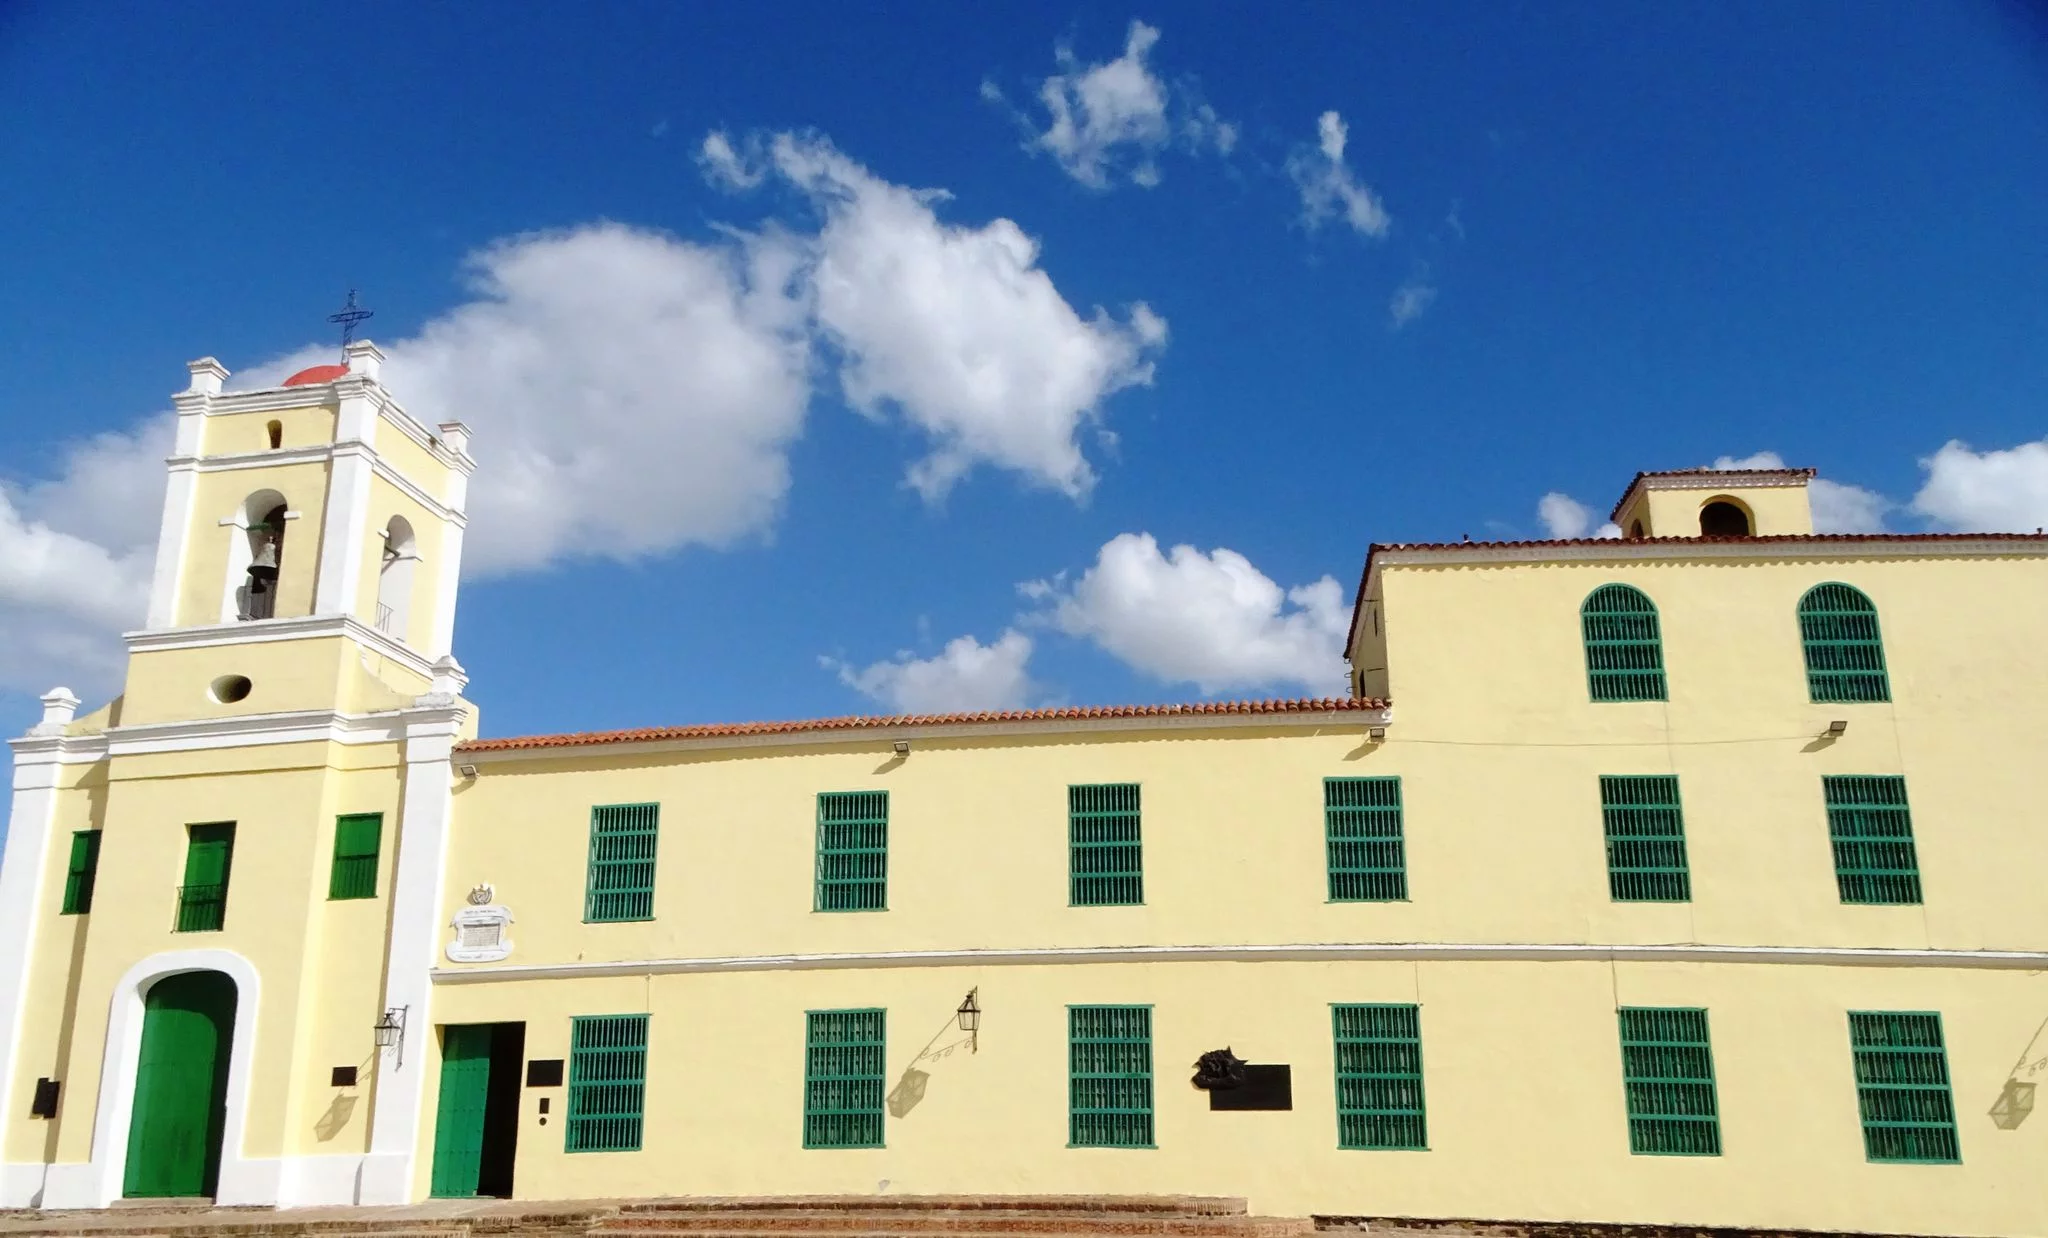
[427, 423, 472, 662]
[359, 695, 464, 1205]
[313, 442, 377, 618]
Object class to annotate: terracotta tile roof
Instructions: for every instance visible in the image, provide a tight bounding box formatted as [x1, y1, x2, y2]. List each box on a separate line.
[1608, 466, 1815, 522]
[458, 696, 1389, 754]
[1343, 531, 2048, 659]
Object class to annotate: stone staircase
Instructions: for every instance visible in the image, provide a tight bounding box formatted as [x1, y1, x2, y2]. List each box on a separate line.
[0, 1196, 1313, 1238]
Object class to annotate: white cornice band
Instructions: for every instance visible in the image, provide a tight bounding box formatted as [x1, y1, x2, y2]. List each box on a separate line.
[125, 613, 437, 680]
[458, 706, 1395, 764]
[432, 940, 2048, 985]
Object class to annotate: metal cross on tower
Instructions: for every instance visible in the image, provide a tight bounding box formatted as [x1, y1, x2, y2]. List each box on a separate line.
[327, 289, 375, 349]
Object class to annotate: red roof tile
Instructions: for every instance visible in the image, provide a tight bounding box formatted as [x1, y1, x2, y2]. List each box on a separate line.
[1343, 531, 2048, 659]
[458, 696, 1389, 754]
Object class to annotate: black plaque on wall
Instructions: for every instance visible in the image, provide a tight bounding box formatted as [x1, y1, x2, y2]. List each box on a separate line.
[526, 1059, 566, 1087]
[1208, 1064, 1292, 1111]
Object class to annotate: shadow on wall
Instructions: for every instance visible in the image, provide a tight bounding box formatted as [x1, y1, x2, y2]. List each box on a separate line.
[1989, 1012, 2048, 1131]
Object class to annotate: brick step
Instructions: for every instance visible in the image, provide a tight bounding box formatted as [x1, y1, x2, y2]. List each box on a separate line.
[588, 1223, 1313, 1238]
[616, 1203, 1247, 1220]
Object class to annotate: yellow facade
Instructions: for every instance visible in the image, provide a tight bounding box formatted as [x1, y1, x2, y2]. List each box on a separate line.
[3, 363, 2043, 1237]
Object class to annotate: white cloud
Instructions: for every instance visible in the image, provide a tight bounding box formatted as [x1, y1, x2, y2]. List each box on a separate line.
[826, 629, 1035, 713]
[1287, 111, 1390, 237]
[1710, 450, 1889, 533]
[1388, 273, 1437, 328]
[1535, 492, 1621, 540]
[697, 130, 763, 190]
[1911, 438, 2048, 532]
[993, 21, 1234, 189]
[1025, 533, 1348, 695]
[760, 131, 1167, 500]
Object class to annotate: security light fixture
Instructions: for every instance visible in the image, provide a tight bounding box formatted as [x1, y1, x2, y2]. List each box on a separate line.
[374, 1006, 408, 1066]
[1824, 720, 1848, 739]
[956, 987, 981, 1053]
[1367, 725, 1388, 742]
[457, 764, 478, 780]
[892, 740, 911, 756]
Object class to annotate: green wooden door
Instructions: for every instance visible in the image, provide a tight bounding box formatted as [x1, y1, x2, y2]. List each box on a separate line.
[430, 1025, 494, 1197]
[177, 823, 234, 932]
[124, 971, 236, 1198]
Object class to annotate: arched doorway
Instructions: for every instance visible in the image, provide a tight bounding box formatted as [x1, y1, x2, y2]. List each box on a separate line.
[123, 971, 236, 1198]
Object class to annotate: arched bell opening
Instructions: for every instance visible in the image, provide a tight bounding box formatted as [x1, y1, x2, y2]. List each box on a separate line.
[376, 516, 418, 640]
[230, 490, 288, 621]
[1699, 498, 1753, 538]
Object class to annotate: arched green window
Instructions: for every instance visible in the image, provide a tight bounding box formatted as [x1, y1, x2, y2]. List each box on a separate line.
[1798, 583, 1889, 703]
[1582, 584, 1667, 702]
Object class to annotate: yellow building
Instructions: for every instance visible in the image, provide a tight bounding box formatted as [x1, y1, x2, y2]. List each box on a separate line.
[3, 352, 2045, 1236]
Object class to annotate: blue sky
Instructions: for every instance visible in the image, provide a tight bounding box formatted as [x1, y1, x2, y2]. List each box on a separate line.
[1, 2, 2045, 739]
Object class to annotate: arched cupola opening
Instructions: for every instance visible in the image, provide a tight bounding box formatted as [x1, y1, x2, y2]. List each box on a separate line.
[1699, 499, 1753, 537]
[376, 516, 419, 641]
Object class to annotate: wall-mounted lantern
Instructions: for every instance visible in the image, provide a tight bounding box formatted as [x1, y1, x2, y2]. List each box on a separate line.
[374, 1005, 409, 1067]
[956, 988, 981, 1053]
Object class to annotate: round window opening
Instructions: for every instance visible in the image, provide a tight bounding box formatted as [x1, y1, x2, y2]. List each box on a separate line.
[209, 675, 253, 704]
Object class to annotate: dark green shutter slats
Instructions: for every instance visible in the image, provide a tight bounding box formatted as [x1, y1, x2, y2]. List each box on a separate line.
[1799, 583, 1890, 703]
[567, 1014, 648, 1152]
[1326, 778, 1406, 901]
[1069, 1005, 1153, 1147]
[585, 803, 658, 922]
[1824, 776, 1922, 905]
[804, 1009, 886, 1148]
[61, 830, 101, 915]
[1849, 1012, 1960, 1163]
[328, 813, 383, 901]
[1070, 784, 1143, 907]
[1600, 776, 1691, 902]
[1332, 1003, 1427, 1150]
[1582, 585, 1667, 702]
[175, 823, 233, 933]
[815, 792, 888, 912]
[1617, 1007, 1720, 1155]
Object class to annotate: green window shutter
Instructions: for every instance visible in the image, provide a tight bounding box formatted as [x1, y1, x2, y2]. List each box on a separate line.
[1332, 1003, 1427, 1150]
[1600, 776, 1691, 902]
[1617, 1007, 1720, 1155]
[328, 813, 383, 901]
[1582, 584, 1667, 703]
[567, 1014, 648, 1152]
[585, 803, 658, 922]
[1070, 784, 1142, 907]
[61, 830, 102, 915]
[1069, 1005, 1153, 1148]
[814, 792, 887, 912]
[1848, 1012, 1959, 1163]
[1824, 776, 1921, 905]
[175, 822, 234, 933]
[804, 1009, 886, 1148]
[1325, 778, 1406, 901]
[1799, 583, 1890, 703]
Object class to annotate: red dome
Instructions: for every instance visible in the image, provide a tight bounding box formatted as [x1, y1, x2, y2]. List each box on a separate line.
[282, 363, 348, 387]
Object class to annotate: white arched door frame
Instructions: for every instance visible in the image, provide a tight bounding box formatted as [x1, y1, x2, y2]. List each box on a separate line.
[61, 949, 266, 1208]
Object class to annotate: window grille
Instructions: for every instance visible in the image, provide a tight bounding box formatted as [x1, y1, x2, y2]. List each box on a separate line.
[1070, 1005, 1153, 1147]
[1799, 583, 1890, 703]
[585, 803, 658, 922]
[1848, 1012, 1959, 1163]
[1600, 776, 1691, 902]
[61, 830, 101, 915]
[1617, 1007, 1720, 1155]
[1070, 784, 1143, 906]
[804, 1009, 885, 1148]
[1332, 1003, 1427, 1150]
[567, 1014, 648, 1152]
[815, 792, 888, 912]
[1824, 776, 1921, 905]
[1582, 584, 1667, 702]
[328, 813, 382, 900]
[175, 822, 233, 933]
[1325, 778, 1406, 901]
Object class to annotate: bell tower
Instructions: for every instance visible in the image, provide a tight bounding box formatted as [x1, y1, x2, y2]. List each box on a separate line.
[120, 340, 475, 725]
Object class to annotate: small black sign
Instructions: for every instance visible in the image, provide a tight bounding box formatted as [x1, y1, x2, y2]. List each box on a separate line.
[526, 1058, 565, 1087]
[1208, 1064, 1292, 1111]
[330, 1066, 358, 1087]
[29, 1078, 59, 1119]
